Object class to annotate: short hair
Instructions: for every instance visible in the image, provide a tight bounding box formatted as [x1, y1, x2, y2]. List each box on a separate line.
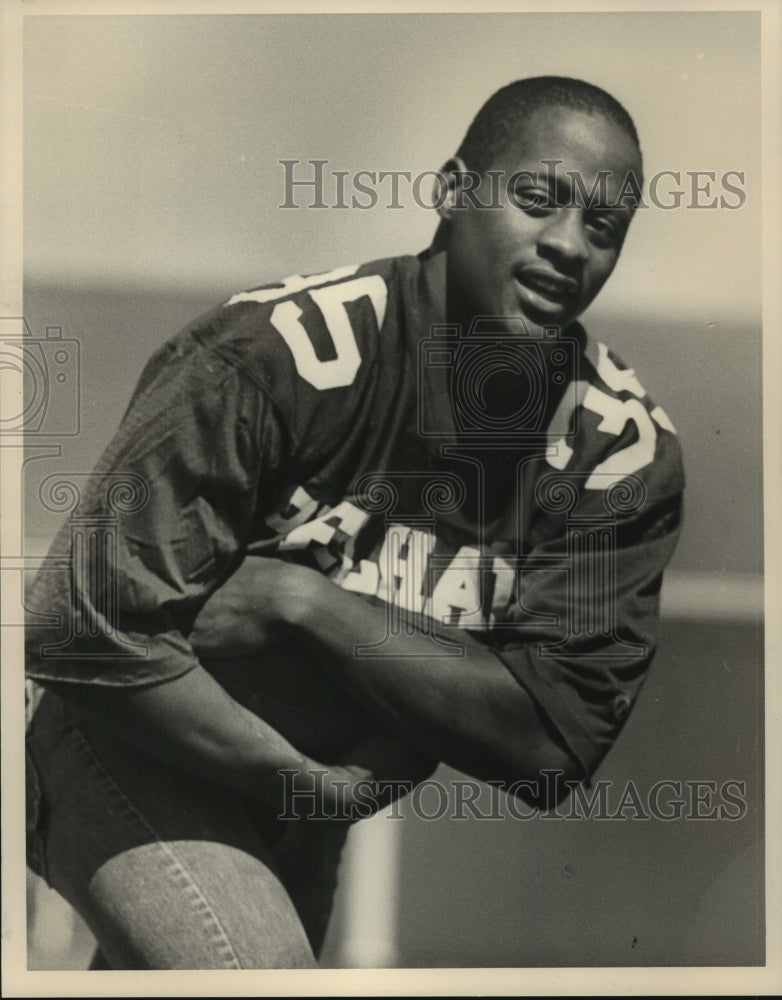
[456, 76, 642, 175]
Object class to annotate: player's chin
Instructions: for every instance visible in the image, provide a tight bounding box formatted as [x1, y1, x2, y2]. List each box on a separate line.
[201, 640, 376, 760]
[517, 297, 578, 331]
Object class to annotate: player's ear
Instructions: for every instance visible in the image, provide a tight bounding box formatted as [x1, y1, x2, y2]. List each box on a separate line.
[436, 156, 469, 222]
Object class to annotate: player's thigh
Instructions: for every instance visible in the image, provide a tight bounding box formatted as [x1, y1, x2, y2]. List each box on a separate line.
[27, 690, 317, 970]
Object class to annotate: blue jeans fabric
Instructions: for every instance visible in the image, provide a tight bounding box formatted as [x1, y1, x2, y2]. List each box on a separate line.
[25, 687, 350, 969]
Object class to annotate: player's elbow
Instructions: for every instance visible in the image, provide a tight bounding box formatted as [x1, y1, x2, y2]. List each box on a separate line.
[503, 743, 581, 811]
[481, 671, 582, 809]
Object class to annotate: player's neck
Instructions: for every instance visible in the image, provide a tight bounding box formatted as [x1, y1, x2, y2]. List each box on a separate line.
[416, 243, 448, 324]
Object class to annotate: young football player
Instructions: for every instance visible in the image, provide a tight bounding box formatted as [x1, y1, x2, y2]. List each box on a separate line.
[25, 76, 683, 968]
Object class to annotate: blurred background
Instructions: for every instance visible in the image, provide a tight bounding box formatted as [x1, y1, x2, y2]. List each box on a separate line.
[19, 9, 762, 969]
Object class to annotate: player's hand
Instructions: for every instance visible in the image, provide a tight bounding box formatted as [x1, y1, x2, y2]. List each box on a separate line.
[191, 556, 314, 657]
[338, 730, 437, 791]
[284, 732, 437, 823]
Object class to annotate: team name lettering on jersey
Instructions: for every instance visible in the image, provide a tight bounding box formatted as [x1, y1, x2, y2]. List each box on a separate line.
[266, 487, 515, 630]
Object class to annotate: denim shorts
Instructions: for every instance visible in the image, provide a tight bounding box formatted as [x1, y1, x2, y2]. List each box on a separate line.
[25, 680, 350, 968]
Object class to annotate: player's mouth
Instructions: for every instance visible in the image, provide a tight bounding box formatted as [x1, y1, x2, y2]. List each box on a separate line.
[516, 268, 579, 316]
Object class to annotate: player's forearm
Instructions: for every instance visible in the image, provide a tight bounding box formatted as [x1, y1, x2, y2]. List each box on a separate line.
[45, 665, 311, 807]
[289, 574, 578, 788]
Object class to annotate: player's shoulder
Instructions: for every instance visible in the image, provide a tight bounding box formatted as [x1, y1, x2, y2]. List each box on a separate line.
[201, 256, 403, 371]
[580, 334, 670, 411]
[181, 255, 413, 450]
[219, 256, 400, 323]
[567, 326, 685, 499]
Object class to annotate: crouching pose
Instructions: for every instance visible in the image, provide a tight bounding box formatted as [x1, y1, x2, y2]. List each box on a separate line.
[25, 76, 683, 969]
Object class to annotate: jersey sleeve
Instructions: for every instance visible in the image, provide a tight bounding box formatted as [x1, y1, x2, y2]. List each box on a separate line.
[25, 330, 289, 688]
[490, 353, 685, 781]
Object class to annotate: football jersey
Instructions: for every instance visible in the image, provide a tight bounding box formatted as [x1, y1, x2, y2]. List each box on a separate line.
[25, 250, 684, 778]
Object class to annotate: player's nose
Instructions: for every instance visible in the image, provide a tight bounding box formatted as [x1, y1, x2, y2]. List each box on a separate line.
[538, 209, 589, 268]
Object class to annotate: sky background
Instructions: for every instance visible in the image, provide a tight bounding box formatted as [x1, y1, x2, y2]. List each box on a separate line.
[24, 11, 760, 320]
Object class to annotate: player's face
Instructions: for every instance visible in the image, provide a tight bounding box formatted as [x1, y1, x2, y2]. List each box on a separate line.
[444, 105, 642, 330]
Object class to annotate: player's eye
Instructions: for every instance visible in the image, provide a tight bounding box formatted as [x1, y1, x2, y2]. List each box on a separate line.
[512, 186, 555, 214]
[586, 212, 625, 249]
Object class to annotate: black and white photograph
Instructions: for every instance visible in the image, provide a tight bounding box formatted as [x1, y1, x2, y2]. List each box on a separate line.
[1, 0, 779, 995]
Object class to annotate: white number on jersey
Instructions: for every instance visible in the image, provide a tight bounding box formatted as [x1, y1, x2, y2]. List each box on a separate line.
[545, 343, 677, 489]
[226, 266, 388, 391]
